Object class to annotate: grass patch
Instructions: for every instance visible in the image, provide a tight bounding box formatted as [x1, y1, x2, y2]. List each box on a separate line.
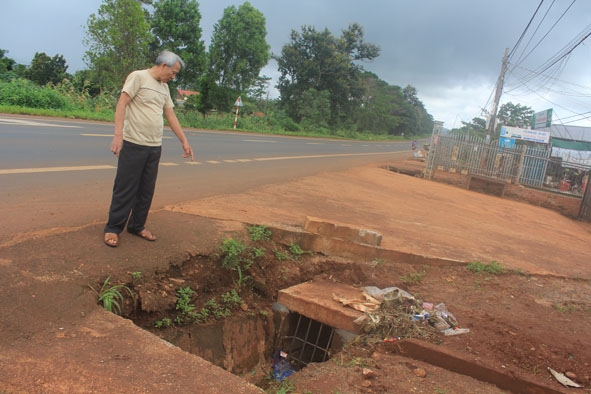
[466, 261, 504, 275]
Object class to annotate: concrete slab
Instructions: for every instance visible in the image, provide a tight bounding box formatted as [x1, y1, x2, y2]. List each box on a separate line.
[277, 279, 365, 334]
[304, 216, 382, 246]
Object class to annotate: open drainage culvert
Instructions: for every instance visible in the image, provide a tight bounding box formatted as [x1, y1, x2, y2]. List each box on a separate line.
[124, 245, 371, 388]
[112, 236, 588, 393]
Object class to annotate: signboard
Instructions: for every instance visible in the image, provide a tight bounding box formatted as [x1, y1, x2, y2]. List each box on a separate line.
[499, 137, 515, 148]
[531, 109, 552, 129]
[500, 126, 550, 144]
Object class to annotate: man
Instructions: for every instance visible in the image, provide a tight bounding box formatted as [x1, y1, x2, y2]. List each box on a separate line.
[104, 50, 194, 247]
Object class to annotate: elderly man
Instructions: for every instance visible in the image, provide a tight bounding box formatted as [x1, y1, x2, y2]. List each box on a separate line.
[104, 50, 194, 247]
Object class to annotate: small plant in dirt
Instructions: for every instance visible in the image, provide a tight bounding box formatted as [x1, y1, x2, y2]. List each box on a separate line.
[553, 302, 579, 313]
[273, 243, 307, 261]
[273, 248, 290, 261]
[174, 286, 198, 325]
[288, 242, 305, 259]
[88, 276, 133, 315]
[154, 317, 172, 328]
[219, 238, 256, 287]
[264, 378, 295, 394]
[466, 261, 504, 274]
[247, 225, 272, 242]
[400, 270, 426, 285]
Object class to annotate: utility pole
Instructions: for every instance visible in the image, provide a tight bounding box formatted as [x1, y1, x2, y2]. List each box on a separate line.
[487, 48, 510, 139]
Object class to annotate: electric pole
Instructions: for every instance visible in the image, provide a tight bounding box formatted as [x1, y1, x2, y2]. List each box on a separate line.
[487, 48, 510, 138]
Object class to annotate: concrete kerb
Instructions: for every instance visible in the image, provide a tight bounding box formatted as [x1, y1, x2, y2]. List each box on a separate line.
[268, 223, 466, 268]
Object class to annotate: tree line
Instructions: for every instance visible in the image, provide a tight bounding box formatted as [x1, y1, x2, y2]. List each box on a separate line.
[0, 0, 437, 137]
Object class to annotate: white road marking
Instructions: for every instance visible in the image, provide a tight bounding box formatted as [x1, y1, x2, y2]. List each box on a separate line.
[0, 118, 81, 128]
[0, 165, 115, 175]
[81, 133, 173, 139]
[0, 151, 394, 175]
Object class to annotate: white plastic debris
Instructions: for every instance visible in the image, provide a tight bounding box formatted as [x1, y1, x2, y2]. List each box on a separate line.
[547, 367, 583, 388]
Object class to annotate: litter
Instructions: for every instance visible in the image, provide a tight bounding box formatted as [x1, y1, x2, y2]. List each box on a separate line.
[335, 286, 470, 340]
[547, 367, 583, 388]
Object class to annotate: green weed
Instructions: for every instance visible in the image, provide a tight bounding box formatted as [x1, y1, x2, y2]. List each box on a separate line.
[466, 261, 504, 274]
[174, 287, 198, 324]
[265, 378, 295, 394]
[88, 276, 132, 315]
[274, 248, 291, 261]
[154, 317, 171, 328]
[400, 270, 426, 285]
[247, 225, 272, 242]
[553, 303, 578, 313]
[288, 243, 305, 259]
[219, 238, 253, 287]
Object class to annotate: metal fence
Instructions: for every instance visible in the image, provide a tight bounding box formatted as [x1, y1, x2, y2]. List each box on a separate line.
[425, 133, 590, 197]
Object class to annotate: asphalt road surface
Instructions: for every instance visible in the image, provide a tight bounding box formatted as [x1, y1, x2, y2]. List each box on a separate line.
[0, 115, 409, 246]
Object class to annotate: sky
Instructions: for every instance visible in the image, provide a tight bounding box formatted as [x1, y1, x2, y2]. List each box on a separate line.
[2, 0, 590, 130]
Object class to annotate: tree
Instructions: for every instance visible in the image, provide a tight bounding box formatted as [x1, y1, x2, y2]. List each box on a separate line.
[453, 117, 487, 137]
[276, 23, 380, 128]
[151, 0, 207, 90]
[25, 52, 69, 86]
[0, 49, 16, 73]
[84, 0, 153, 92]
[497, 102, 534, 129]
[354, 72, 418, 135]
[208, 2, 270, 93]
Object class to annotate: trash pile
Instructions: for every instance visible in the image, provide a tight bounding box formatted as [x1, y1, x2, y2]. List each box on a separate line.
[333, 286, 469, 342]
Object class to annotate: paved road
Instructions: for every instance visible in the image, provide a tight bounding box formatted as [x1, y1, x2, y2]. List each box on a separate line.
[0, 115, 409, 246]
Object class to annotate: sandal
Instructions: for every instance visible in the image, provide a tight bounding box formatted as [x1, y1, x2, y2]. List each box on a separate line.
[104, 233, 119, 247]
[131, 228, 156, 242]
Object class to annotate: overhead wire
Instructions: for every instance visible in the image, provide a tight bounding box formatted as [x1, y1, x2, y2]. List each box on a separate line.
[483, 0, 591, 128]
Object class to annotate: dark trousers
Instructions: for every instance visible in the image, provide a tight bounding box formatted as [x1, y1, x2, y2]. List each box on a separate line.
[104, 140, 161, 234]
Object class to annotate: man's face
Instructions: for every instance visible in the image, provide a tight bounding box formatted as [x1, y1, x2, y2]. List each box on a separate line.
[158, 62, 181, 83]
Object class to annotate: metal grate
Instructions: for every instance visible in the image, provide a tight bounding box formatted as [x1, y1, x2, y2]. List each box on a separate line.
[279, 313, 335, 370]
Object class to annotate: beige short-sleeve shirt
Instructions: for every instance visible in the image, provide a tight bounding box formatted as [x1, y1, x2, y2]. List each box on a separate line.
[121, 69, 174, 147]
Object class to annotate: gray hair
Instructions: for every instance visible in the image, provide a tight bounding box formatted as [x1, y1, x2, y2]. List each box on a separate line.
[155, 50, 185, 69]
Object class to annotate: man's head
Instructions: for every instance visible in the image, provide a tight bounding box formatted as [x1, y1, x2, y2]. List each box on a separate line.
[153, 50, 185, 83]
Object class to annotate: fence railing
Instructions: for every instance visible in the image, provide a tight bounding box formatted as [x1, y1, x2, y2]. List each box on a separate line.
[425, 133, 590, 197]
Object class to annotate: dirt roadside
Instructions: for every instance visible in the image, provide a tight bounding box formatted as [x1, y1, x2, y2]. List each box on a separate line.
[0, 154, 590, 393]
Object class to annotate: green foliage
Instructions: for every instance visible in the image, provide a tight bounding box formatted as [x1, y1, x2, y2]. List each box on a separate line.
[247, 225, 272, 242]
[273, 248, 291, 261]
[400, 270, 426, 285]
[219, 238, 253, 287]
[265, 378, 295, 394]
[151, 0, 207, 90]
[552, 303, 584, 313]
[88, 276, 132, 315]
[209, 2, 270, 92]
[0, 79, 70, 109]
[497, 102, 534, 129]
[276, 23, 379, 129]
[174, 286, 198, 324]
[84, 0, 153, 92]
[154, 317, 171, 328]
[0, 49, 16, 73]
[25, 52, 69, 86]
[453, 116, 487, 137]
[288, 243, 305, 259]
[466, 261, 504, 275]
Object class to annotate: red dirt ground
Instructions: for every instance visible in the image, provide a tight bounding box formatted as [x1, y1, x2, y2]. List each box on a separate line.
[160, 157, 591, 393]
[1, 155, 590, 393]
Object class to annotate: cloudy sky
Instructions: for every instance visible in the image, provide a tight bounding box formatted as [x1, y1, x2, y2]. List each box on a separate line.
[2, 0, 590, 129]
